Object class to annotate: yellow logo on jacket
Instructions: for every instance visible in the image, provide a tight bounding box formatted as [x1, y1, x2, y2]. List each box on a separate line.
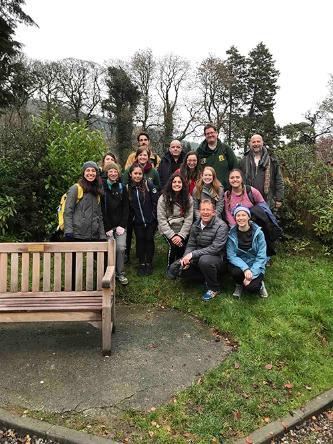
[219, 154, 225, 161]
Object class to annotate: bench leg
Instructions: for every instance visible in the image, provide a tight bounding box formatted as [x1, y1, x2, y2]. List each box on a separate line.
[102, 288, 112, 355]
[112, 290, 116, 333]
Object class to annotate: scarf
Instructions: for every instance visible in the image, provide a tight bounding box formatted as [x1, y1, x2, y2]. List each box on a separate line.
[244, 147, 271, 196]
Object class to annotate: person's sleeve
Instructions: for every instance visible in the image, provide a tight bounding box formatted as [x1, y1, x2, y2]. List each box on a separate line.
[226, 144, 239, 169]
[226, 238, 249, 271]
[157, 196, 175, 239]
[273, 162, 284, 201]
[153, 168, 161, 189]
[178, 197, 194, 239]
[120, 186, 129, 228]
[64, 184, 78, 235]
[191, 223, 228, 259]
[192, 188, 200, 220]
[150, 182, 159, 219]
[251, 187, 265, 204]
[225, 194, 236, 227]
[250, 230, 267, 277]
[215, 188, 224, 219]
[184, 227, 197, 255]
[97, 198, 106, 240]
[121, 168, 129, 186]
[124, 152, 135, 170]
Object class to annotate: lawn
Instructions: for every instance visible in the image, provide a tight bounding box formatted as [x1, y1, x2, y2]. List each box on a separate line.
[17, 236, 333, 443]
[112, 236, 333, 443]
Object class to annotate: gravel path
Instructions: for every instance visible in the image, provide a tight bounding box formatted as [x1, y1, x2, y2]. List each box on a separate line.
[275, 409, 333, 443]
[0, 427, 59, 444]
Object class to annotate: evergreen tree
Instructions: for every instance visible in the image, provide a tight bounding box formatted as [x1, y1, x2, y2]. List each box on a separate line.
[0, 0, 35, 109]
[102, 66, 141, 163]
[243, 42, 279, 148]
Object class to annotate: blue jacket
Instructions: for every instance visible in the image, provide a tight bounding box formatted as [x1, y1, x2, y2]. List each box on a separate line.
[227, 222, 267, 278]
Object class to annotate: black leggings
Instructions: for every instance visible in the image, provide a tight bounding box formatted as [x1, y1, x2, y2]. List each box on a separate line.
[163, 235, 186, 268]
[134, 222, 157, 264]
[228, 263, 263, 293]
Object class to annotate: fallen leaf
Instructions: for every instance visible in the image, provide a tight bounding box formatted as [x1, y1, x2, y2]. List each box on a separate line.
[151, 421, 157, 427]
[234, 362, 240, 369]
[305, 385, 312, 390]
[150, 406, 156, 411]
[281, 421, 288, 431]
[284, 382, 293, 390]
[148, 431, 155, 438]
[165, 425, 171, 432]
[242, 392, 249, 399]
[264, 363, 273, 370]
[233, 410, 241, 420]
[263, 416, 270, 423]
[325, 411, 333, 421]
[245, 437, 254, 444]
[272, 398, 278, 404]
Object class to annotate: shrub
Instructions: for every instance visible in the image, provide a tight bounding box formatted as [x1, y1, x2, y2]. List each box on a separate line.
[277, 144, 333, 243]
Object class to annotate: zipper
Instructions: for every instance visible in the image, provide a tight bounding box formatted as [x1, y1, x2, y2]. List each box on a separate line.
[136, 188, 146, 227]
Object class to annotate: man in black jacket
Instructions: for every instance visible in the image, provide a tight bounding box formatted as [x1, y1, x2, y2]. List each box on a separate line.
[158, 139, 185, 189]
[240, 134, 284, 210]
[168, 199, 228, 301]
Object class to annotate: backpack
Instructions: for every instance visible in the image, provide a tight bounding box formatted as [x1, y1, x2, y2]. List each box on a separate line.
[57, 183, 84, 231]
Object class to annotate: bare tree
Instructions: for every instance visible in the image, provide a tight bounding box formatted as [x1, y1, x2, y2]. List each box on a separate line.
[130, 48, 156, 130]
[197, 56, 231, 132]
[57, 58, 103, 123]
[157, 54, 189, 148]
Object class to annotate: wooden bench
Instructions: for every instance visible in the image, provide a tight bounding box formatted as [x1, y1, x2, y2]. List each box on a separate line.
[0, 240, 115, 355]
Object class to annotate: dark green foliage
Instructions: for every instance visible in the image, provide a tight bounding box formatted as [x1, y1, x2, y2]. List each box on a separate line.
[0, 122, 49, 240]
[0, 0, 36, 109]
[0, 116, 107, 240]
[102, 66, 141, 163]
[277, 144, 333, 242]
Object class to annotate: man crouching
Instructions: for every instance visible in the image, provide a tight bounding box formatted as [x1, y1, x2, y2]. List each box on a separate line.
[167, 199, 228, 301]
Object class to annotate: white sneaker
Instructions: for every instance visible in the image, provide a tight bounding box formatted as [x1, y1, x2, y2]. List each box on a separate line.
[232, 284, 243, 298]
[117, 274, 129, 285]
[259, 281, 268, 298]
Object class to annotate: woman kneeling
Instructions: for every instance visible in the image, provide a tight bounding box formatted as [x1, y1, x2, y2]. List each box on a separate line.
[227, 205, 268, 298]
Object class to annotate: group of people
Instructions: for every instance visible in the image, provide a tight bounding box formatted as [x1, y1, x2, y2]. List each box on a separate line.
[63, 124, 284, 300]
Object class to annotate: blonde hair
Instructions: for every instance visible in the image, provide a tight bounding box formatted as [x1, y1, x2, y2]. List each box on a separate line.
[195, 166, 222, 199]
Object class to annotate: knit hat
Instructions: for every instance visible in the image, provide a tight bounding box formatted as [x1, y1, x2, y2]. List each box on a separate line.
[105, 162, 121, 175]
[82, 161, 98, 172]
[233, 205, 251, 218]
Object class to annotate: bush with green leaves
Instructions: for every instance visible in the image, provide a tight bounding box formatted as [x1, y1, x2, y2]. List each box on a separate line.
[0, 116, 107, 240]
[277, 144, 333, 242]
[37, 116, 107, 234]
[0, 195, 17, 237]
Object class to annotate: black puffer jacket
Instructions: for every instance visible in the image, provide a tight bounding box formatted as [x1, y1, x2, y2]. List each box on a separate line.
[128, 180, 159, 226]
[101, 181, 129, 231]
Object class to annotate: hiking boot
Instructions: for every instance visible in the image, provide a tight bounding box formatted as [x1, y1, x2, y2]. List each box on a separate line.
[232, 284, 243, 298]
[202, 289, 219, 301]
[145, 263, 153, 276]
[259, 281, 268, 298]
[117, 274, 129, 285]
[137, 264, 146, 276]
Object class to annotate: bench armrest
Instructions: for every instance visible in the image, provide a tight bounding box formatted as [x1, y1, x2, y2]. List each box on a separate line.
[102, 266, 115, 289]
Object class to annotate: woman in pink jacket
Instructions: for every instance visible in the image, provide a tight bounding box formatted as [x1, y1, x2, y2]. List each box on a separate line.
[224, 169, 265, 227]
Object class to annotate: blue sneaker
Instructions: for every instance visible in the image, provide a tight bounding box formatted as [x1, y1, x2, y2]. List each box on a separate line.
[202, 289, 219, 301]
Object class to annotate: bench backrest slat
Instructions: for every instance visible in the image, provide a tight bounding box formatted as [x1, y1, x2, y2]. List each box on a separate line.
[96, 252, 105, 291]
[32, 253, 40, 292]
[86, 252, 94, 291]
[21, 253, 29, 292]
[64, 253, 72, 291]
[0, 241, 114, 294]
[75, 252, 83, 291]
[10, 253, 19, 292]
[0, 253, 7, 292]
[43, 253, 51, 291]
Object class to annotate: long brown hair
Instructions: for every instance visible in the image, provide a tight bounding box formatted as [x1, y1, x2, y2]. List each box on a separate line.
[195, 166, 222, 199]
[179, 151, 200, 182]
[225, 168, 246, 208]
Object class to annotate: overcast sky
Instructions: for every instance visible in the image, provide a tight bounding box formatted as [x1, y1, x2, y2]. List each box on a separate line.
[16, 0, 333, 127]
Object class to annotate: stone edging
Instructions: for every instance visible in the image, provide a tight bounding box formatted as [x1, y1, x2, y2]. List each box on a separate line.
[0, 407, 120, 444]
[233, 387, 333, 444]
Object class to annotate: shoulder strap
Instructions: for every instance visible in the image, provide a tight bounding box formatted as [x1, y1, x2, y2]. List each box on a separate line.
[245, 185, 255, 205]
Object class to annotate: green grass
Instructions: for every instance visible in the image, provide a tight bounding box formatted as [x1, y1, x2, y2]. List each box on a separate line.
[13, 236, 333, 443]
[113, 236, 333, 443]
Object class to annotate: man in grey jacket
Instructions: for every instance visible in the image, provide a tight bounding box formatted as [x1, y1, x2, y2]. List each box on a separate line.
[168, 199, 228, 301]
